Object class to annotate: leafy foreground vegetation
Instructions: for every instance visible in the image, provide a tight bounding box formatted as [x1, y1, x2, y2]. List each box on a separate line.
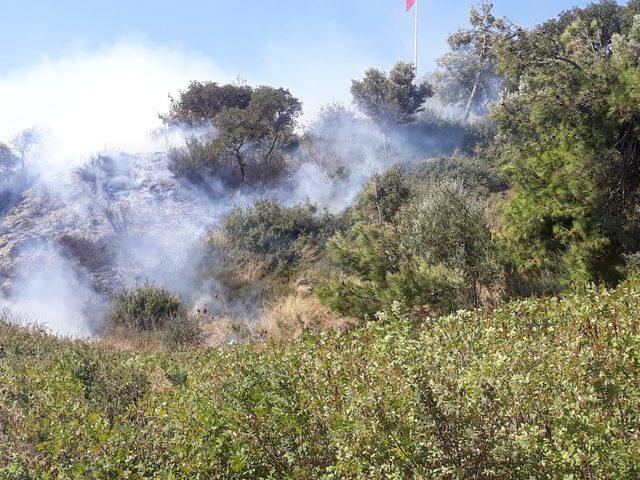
[2, 277, 640, 478]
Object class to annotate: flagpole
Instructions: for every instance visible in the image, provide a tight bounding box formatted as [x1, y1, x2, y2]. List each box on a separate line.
[414, 0, 418, 76]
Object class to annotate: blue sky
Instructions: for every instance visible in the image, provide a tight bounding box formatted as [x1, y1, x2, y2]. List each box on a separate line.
[2, 0, 599, 78]
[0, 0, 611, 164]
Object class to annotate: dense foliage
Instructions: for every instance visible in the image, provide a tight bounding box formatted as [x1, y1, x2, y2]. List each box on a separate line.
[494, 4, 640, 286]
[317, 179, 498, 318]
[217, 200, 349, 278]
[351, 61, 432, 141]
[3, 277, 640, 478]
[6, 3, 640, 478]
[165, 83, 301, 185]
[105, 283, 186, 332]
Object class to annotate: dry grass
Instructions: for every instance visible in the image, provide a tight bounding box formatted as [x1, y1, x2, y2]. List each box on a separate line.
[100, 326, 162, 351]
[256, 293, 355, 342]
[201, 316, 237, 347]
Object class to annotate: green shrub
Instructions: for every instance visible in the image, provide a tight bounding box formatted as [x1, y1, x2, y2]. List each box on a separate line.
[70, 349, 150, 422]
[318, 181, 500, 317]
[161, 313, 205, 349]
[105, 282, 185, 332]
[400, 179, 499, 306]
[354, 164, 412, 223]
[3, 277, 640, 477]
[406, 155, 505, 196]
[219, 199, 349, 277]
[167, 136, 227, 181]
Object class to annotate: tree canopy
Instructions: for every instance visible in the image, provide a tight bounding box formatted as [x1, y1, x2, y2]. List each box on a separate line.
[161, 81, 252, 127]
[350, 61, 432, 133]
[164, 83, 302, 185]
[433, 1, 511, 121]
[495, 5, 640, 285]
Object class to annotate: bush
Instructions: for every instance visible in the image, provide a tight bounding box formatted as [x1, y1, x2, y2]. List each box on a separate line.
[318, 181, 500, 317]
[400, 179, 499, 306]
[70, 348, 150, 422]
[354, 164, 412, 223]
[219, 199, 349, 277]
[167, 136, 229, 182]
[161, 313, 205, 349]
[406, 155, 505, 196]
[105, 283, 185, 332]
[3, 277, 640, 477]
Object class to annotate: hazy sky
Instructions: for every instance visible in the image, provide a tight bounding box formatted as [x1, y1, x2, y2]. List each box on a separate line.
[2, 0, 600, 77]
[0, 0, 614, 162]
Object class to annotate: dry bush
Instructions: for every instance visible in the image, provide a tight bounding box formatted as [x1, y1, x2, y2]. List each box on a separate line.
[100, 326, 162, 351]
[200, 315, 255, 347]
[256, 294, 355, 342]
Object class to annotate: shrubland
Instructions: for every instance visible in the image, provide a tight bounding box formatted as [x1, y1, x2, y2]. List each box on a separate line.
[3, 2, 640, 477]
[103, 283, 204, 349]
[2, 276, 640, 477]
[316, 178, 500, 318]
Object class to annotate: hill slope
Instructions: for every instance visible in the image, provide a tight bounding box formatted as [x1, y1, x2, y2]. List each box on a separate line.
[2, 278, 640, 478]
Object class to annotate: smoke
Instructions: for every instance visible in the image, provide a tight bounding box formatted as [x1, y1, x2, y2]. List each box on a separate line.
[0, 39, 231, 176]
[0, 37, 377, 175]
[0, 40, 478, 337]
[2, 243, 104, 337]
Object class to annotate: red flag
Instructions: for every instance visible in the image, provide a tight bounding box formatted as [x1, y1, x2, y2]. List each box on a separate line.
[406, 0, 416, 11]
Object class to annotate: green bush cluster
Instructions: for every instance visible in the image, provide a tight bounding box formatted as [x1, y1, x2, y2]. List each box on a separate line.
[2, 277, 640, 478]
[161, 312, 206, 349]
[105, 282, 185, 332]
[317, 180, 498, 318]
[69, 349, 150, 422]
[219, 199, 349, 277]
[104, 283, 204, 348]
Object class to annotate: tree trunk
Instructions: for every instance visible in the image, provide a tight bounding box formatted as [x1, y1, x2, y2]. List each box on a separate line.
[471, 281, 479, 309]
[263, 132, 279, 165]
[464, 71, 482, 123]
[236, 155, 245, 185]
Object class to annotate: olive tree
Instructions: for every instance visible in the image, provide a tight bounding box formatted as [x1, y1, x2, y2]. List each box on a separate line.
[161, 81, 252, 127]
[351, 61, 431, 144]
[163, 83, 302, 185]
[211, 86, 302, 184]
[400, 180, 497, 307]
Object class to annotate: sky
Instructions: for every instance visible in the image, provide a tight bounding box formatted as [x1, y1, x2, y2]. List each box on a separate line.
[0, 0, 605, 167]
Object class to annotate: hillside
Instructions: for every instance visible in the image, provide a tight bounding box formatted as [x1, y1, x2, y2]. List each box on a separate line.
[2, 2, 640, 478]
[2, 277, 639, 478]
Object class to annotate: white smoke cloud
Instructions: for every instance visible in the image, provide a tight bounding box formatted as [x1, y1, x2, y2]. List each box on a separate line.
[0, 37, 443, 337]
[2, 243, 104, 337]
[0, 35, 381, 168]
[0, 39, 231, 175]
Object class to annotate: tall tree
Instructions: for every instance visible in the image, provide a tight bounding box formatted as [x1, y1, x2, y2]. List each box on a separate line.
[495, 6, 640, 285]
[161, 81, 252, 127]
[434, 1, 511, 121]
[351, 61, 431, 144]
